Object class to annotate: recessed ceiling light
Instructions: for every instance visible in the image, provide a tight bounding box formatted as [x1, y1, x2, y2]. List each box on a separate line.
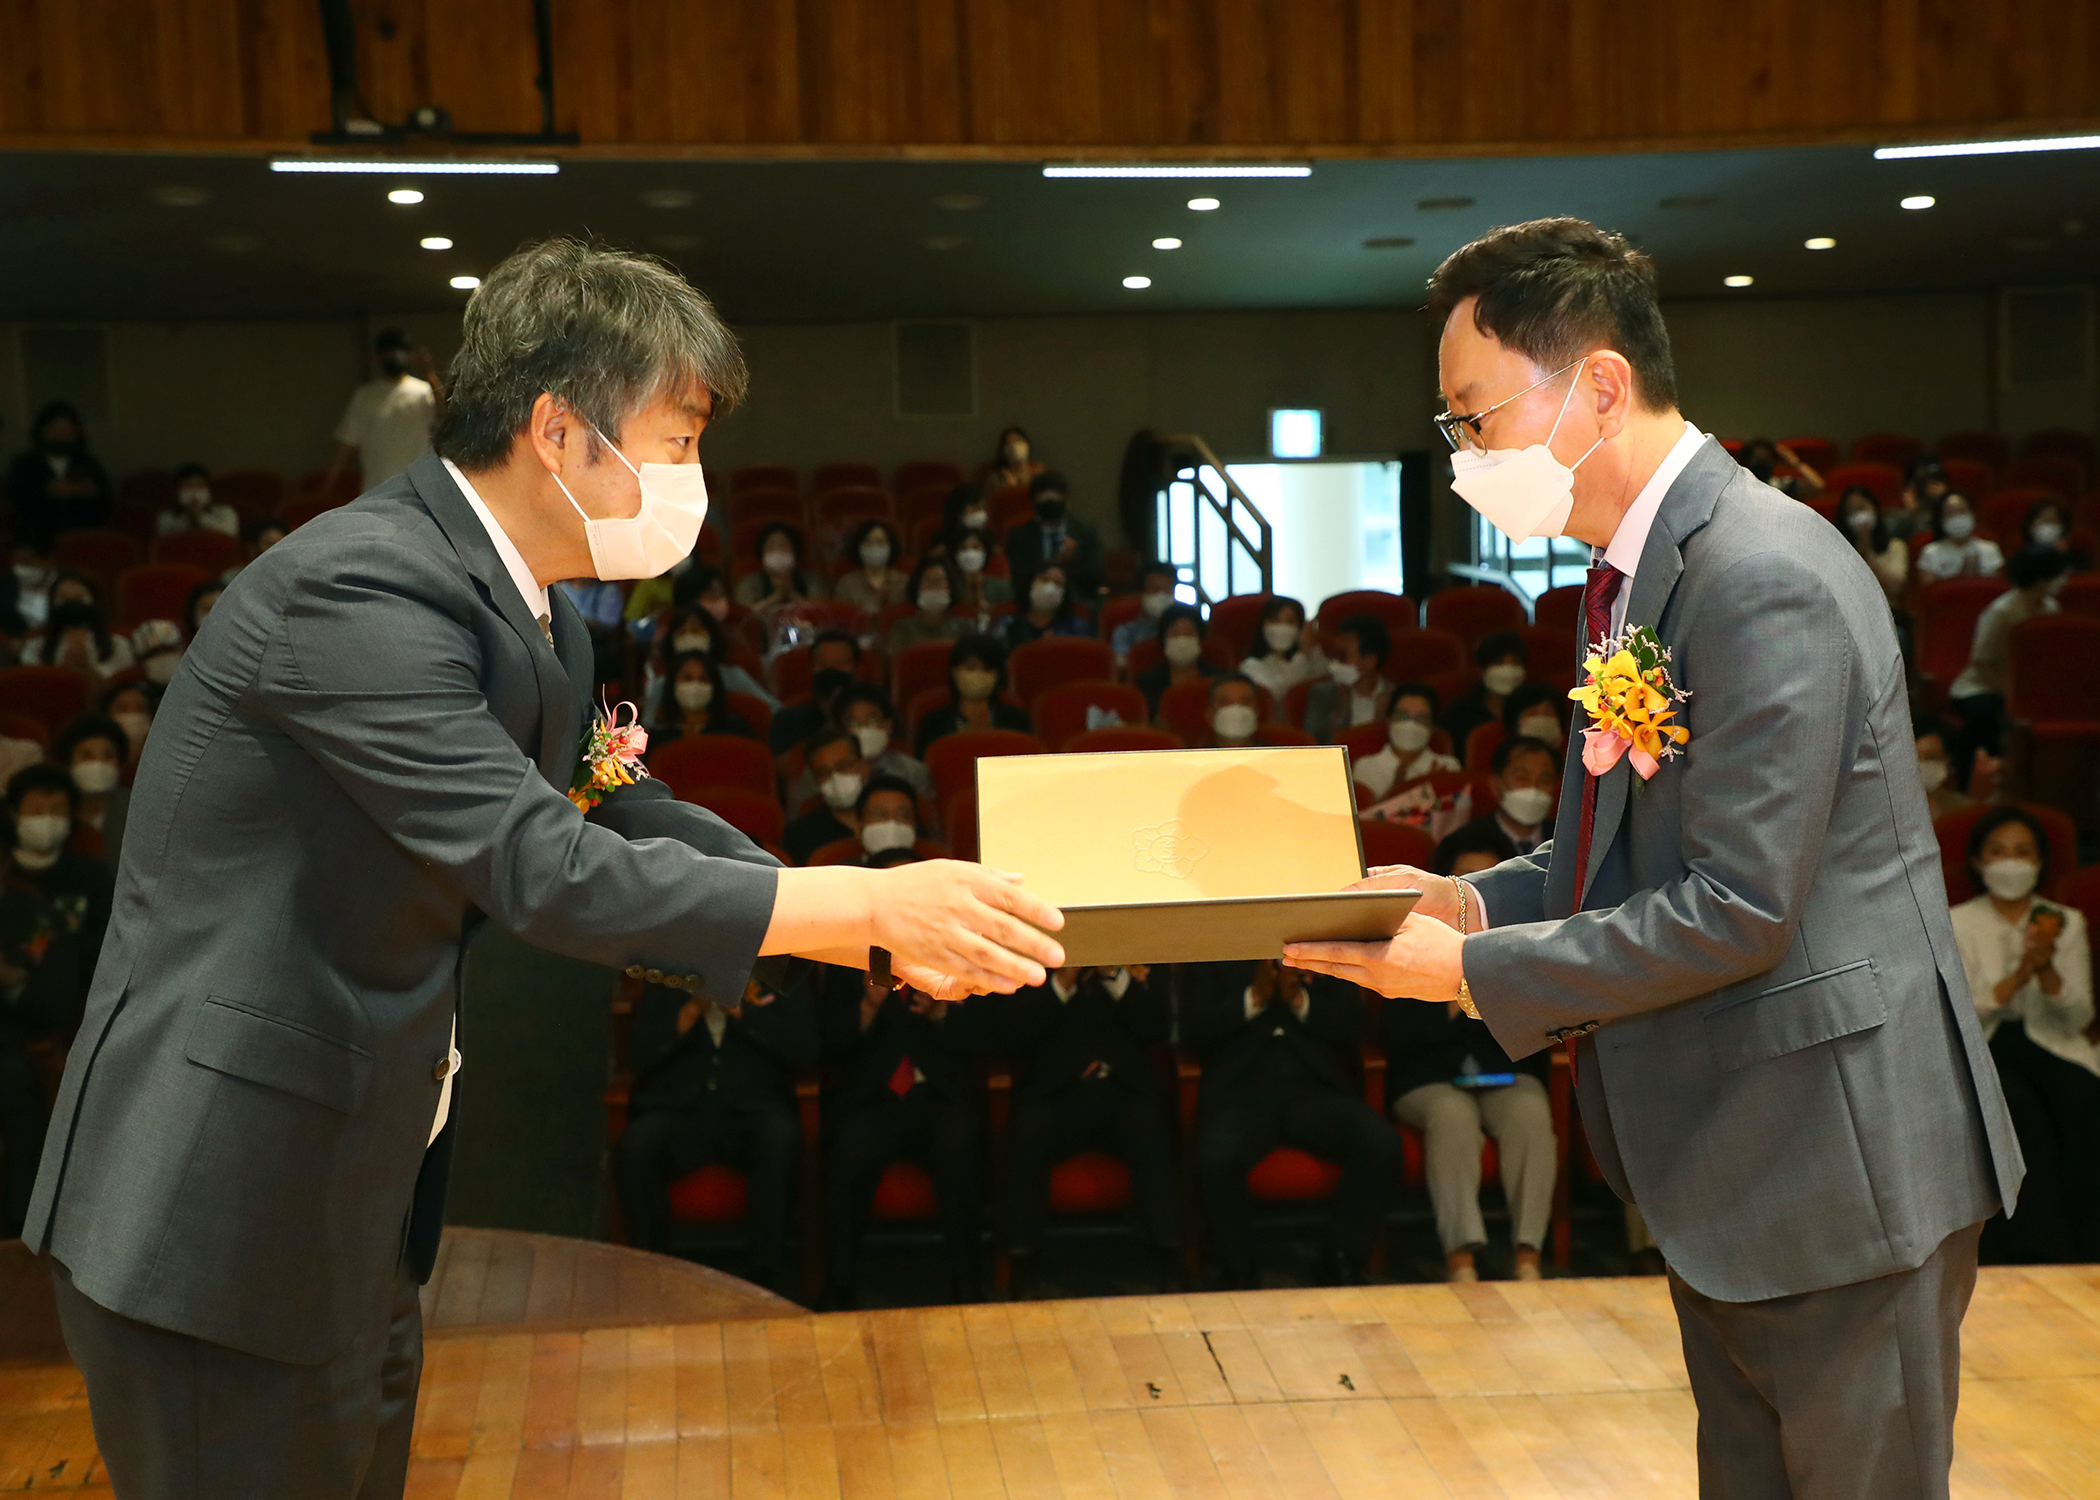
[1900, 194, 1936, 210]
[388, 188, 424, 205]
[419, 235, 453, 250]
[149, 184, 210, 208]
[1152, 237, 1182, 250]
[1043, 163, 1309, 178]
[639, 188, 695, 210]
[270, 159, 558, 174]
[1362, 236, 1415, 249]
[1187, 197, 1220, 212]
[1876, 133, 2100, 160]
[1123, 275, 1152, 289]
[450, 275, 480, 290]
[1724, 274, 1754, 288]
[1803, 236, 1836, 250]
[1416, 196, 1475, 211]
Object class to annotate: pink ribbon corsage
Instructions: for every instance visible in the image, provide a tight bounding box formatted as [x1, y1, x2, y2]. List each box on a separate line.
[569, 698, 652, 812]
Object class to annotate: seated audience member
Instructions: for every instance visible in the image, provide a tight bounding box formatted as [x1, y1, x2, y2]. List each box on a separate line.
[1303, 614, 1395, 743]
[847, 776, 922, 862]
[1947, 545, 2069, 758]
[615, 967, 818, 1292]
[1135, 604, 1218, 720]
[648, 601, 775, 716]
[1111, 562, 1179, 662]
[19, 574, 134, 680]
[9, 544, 54, 633]
[1002, 563, 1091, 646]
[1914, 493, 2003, 581]
[1834, 485, 1907, 609]
[5, 400, 113, 549]
[1005, 472, 1103, 600]
[1206, 675, 1262, 748]
[836, 519, 910, 615]
[1893, 455, 1951, 539]
[915, 634, 1031, 755]
[182, 578, 224, 639]
[1000, 965, 1179, 1296]
[240, 515, 289, 570]
[1499, 682, 1568, 754]
[819, 960, 994, 1307]
[1238, 595, 1324, 700]
[887, 558, 970, 656]
[1913, 715, 1994, 822]
[100, 680, 158, 780]
[1737, 436, 1822, 500]
[946, 525, 1013, 625]
[784, 728, 868, 865]
[1455, 736, 1560, 856]
[767, 631, 863, 755]
[1951, 808, 2096, 1263]
[156, 463, 240, 537]
[131, 620, 186, 688]
[1440, 630, 1528, 753]
[935, 480, 994, 558]
[835, 686, 935, 802]
[649, 651, 758, 745]
[733, 522, 828, 617]
[979, 425, 1047, 494]
[52, 715, 131, 864]
[2022, 496, 2087, 567]
[1352, 682, 1461, 802]
[1384, 822, 1553, 1282]
[1184, 959, 1402, 1288]
[6, 762, 114, 970]
[670, 560, 738, 620]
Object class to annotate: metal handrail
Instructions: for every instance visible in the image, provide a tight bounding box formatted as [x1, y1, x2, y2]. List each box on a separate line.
[1155, 432, 1273, 607]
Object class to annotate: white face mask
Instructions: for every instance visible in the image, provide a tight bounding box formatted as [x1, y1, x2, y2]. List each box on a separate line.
[954, 667, 997, 701]
[142, 652, 181, 685]
[1980, 858, 2040, 902]
[14, 813, 69, 855]
[918, 588, 951, 615]
[672, 630, 711, 655]
[955, 547, 986, 575]
[2031, 521, 2066, 547]
[1031, 581, 1065, 613]
[1389, 719, 1431, 754]
[961, 508, 989, 530]
[674, 680, 714, 712]
[860, 819, 916, 855]
[860, 540, 893, 569]
[1141, 590, 1171, 619]
[72, 761, 119, 795]
[1328, 660, 1361, 687]
[1262, 621, 1300, 653]
[178, 486, 211, 509]
[1164, 634, 1202, 667]
[852, 723, 891, 759]
[1448, 358, 1604, 541]
[763, 547, 796, 575]
[820, 769, 865, 810]
[1516, 714, 1562, 747]
[1845, 509, 1877, 534]
[1917, 757, 1949, 793]
[1212, 704, 1258, 741]
[1482, 664, 1526, 697]
[1940, 512, 1975, 540]
[549, 425, 711, 582]
[1499, 785, 1554, 828]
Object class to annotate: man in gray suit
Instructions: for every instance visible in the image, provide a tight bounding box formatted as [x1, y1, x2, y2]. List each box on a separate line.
[25, 239, 1062, 1499]
[1291, 219, 2019, 1499]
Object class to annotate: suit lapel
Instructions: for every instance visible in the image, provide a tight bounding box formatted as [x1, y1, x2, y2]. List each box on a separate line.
[407, 454, 580, 789]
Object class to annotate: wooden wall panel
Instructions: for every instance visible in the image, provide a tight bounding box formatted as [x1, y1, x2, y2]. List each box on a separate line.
[0, 0, 2092, 155]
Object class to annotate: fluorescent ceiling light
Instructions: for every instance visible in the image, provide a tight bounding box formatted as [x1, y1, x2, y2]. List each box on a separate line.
[1900, 194, 1936, 210]
[1123, 275, 1152, 289]
[1187, 197, 1221, 212]
[1152, 237, 1183, 250]
[420, 236, 453, 250]
[1043, 163, 1310, 178]
[1876, 134, 2100, 160]
[270, 159, 560, 175]
[1724, 275, 1754, 288]
[387, 188, 424, 205]
[1271, 409, 1323, 460]
[1803, 236, 1836, 250]
[450, 275, 481, 290]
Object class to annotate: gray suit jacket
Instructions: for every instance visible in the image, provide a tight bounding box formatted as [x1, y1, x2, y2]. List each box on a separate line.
[1464, 438, 2021, 1303]
[25, 455, 782, 1363]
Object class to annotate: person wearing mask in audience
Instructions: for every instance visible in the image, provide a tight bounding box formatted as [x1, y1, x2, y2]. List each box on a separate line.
[1913, 717, 1988, 823]
[648, 652, 757, 745]
[99, 681, 157, 783]
[818, 957, 996, 1307]
[131, 620, 186, 688]
[323, 328, 442, 492]
[1737, 436, 1822, 500]
[53, 715, 132, 864]
[1000, 964, 1180, 1297]
[182, 578, 225, 642]
[844, 776, 923, 864]
[1352, 683, 1461, 802]
[935, 480, 994, 559]
[1206, 675, 1263, 748]
[916, 634, 1031, 755]
[2021, 497, 2085, 567]
[1948, 545, 2070, 758]
[9, 541, 56, 634]
[979, 425, 1046, 494]
[887, 558, 971, 656]
[1386, 821, 1554, 1282]
[946, 524, 1013, 626]
[1440, 630, 1528, 755]
[1914, 493, 2003, 582]
[734, 522, 827, 619]
[1894, 456, 1952, 540]
[1238, 595, 1325, 701]
[767, 631, 864, 756]
[676, 560, 739, 621]
[19, 579, 134, 682]
[1302, 614, 1394, 743]
[1951, 808, 2095, 1263]
[6, 402, 114, 549]
[1185, 959, 1403, 1288]
[835, 687, 935, 803]
[616, 965, 818, 1294]
[1832, 485, 1907, 610]
[648, 600, 774, 717]
[835, 519, 910, 616]
[1499, 682, 1568, 756]
[6, 763, 114, 972]
[1455, 736, 1561, 857]
[1005, 472, 1103, 600]
[1002, 563, 1091, 646]
[243, 515, 289, 565]
[156, 464, 240, 537]
[784, 729, 868, 866]
[1135, 603, 1218, 720]
[1111, 562, 1179, 663]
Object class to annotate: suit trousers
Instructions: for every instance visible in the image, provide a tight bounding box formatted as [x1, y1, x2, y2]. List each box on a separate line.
[1195, 1087, 1402, 1277]
[1668, 1222, 1982, 1500]
[1007, 1079, 1179, 1252]
[824, 1086, 982, 1292]
[49, 1254, 423, 1500]
[617, 1100, 800, 1277]
[1392, 1075, 1556, 1254]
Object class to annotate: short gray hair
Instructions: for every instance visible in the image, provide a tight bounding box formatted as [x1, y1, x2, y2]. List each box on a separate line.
[435, 238, 749, 469]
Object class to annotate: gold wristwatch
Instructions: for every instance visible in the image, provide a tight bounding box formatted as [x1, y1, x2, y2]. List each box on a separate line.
[1453, 878, 1480, 1020]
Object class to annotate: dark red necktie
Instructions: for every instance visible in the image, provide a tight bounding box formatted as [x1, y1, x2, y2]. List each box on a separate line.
[1567, 562, 1624, 1079]
[887, 1056, 916, 1097]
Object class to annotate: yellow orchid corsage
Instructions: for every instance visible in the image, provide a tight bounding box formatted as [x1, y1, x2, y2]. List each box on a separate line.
[1568, 625, 1690, 780]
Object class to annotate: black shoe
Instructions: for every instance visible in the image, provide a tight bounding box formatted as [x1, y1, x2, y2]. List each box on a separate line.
[1315, 1247, 1369, 1287]
[1153, 1245, 1187, 1295]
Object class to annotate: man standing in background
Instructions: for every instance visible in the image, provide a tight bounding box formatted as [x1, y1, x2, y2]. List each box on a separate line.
[324, 327, 441, 491]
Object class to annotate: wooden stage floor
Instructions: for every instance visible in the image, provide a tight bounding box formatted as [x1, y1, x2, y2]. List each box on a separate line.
[8, 1237, 2100, 1497]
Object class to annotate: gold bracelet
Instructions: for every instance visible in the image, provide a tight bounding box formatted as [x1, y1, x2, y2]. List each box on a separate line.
[1452, 879, 1480, 1019]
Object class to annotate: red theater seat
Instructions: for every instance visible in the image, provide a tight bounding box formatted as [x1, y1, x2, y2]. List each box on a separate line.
[1033, 681, 1149, 750]
[924, 729, 1045, 805]
[1937, 431, 2008, 480]
[731, 465, 800, 496]
[1205, 593, 1275, 664]
[0, 666, 90, 737]
[872, 1161, 938, 1219]
[668, 1164, 749, 1223]
[650, 734, 776, 799]
[893, 460, 962, 495]
[1246, 1147, 1343, 1202]
[1778, 437, 1840, 476]
[1009, 637, 1115, 708]
[1359, 820, 1436, 870]
[1424, 585, 1526, 647]
[1047, 1152, 1133, 1214]
[1913, 578, 2008, 700]
[1315, 590, 1419, 643]
[1066, 725, 1183, 755]
[1851, 433, 1921, 471]
[684, 785, 785, 847]
[53, 529, 141, 590]
[1823, 463, 1902, 510]
[115, 563, 207, 630]
[151, 529, 244, 575]
[814, 462, 883, 495]
[1532, 584, 1584, 638]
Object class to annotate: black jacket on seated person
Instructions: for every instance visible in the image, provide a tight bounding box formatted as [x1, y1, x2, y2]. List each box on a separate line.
[1004, 515, 1104, 599]
[913, 701, 1032, 758]
[628, 975, 820, 1116]
[1181, 959, 1365, 1103]
[1380, 995, 1547, 1106]
[818, 966, 995, 1107]
[1000, 966, 1172, 1102]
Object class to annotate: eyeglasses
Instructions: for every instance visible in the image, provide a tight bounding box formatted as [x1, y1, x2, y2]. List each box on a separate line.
[1433, 355, 1588, 454]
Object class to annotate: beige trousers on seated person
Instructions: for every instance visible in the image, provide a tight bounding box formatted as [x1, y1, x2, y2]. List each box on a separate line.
[1393, 1074, 1556, 1254]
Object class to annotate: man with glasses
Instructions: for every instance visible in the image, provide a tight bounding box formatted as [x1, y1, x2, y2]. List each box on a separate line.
[1290, 217, 2018, 1499]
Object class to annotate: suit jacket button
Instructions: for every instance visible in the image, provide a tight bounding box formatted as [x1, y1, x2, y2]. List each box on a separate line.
[645, 968, 664, 984]
[625, 965, 643, 979]
[686, 975, 700, 988]
[432, 1059, 450, 1082]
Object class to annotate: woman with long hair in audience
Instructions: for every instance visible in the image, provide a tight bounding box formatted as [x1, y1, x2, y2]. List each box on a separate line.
[1833, 485, 1907, 609]
[732, 522, 827, 618]
[641, 602, 776, 725]
[1001, 563, 1090, 646]
[933, 480, 993, 560]
[946, 524, 1013, 626]
[4, 400, 113, 549]
[1915, 493, 2003, 581]
[978, 426, 1045, 495]
[1947, 544, 2068, 758]
[52, 713, 131, 863]
[835, 518, 910, 617]
[1951, 806, 2096, 1263]
[1237, 595, 1325, 701]
[100, 679, 158, 781]
[887, 557, 971, 656]
[647, 651, 757, 746]
[182, 578, 225, 640]
[2021, 496, 2087, 568]
[156, 464, 240, 537]
[17, 572, 133, 681]
[915, 633, 1030, 755]
[1135, 603, 1218, 720]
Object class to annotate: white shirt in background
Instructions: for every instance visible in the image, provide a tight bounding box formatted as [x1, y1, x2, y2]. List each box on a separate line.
[336, 374, 438, 485]
[1951, 895, 2094, 1075]
[1241, 647, 1324, 701]
[1351, 744, 1460, 802]
[1949, 589, 2056, 700]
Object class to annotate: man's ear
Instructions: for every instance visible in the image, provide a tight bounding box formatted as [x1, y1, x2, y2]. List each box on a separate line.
[1589, 353, 1638, 440]
[527, 392, 572, 475]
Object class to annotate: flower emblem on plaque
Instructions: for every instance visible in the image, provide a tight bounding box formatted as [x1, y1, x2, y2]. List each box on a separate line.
[1132, 819, 1210, 879]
